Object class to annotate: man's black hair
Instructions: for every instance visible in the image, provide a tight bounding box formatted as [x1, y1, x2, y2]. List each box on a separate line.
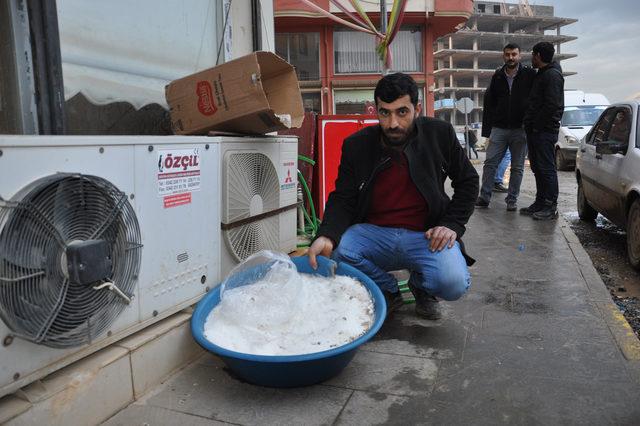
[374, 73, 419, 106]
[532, 41, 555, 63]
[503, 43, 520, 52]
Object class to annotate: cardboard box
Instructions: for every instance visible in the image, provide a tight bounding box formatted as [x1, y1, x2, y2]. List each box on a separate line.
[165, 51, 304, 135]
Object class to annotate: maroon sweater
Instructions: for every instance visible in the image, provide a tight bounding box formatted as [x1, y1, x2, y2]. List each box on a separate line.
[366, 153, 428, 231]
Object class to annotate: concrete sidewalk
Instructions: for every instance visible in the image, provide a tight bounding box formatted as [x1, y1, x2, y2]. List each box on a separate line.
[105, 192, 640, 425]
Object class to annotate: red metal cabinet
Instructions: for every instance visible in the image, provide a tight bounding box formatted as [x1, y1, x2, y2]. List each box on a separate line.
[315, 115, 378, 219]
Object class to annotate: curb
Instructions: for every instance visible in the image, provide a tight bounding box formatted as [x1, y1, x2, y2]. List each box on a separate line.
[558, 217, 640, 361]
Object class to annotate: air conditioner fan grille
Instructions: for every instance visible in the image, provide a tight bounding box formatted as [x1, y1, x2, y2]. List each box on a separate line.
[223, 152, 281, 262]
[0, 174, 141, 348]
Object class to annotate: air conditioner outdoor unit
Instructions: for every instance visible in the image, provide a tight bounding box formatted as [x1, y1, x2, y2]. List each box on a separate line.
[0, 134, 297, 398]
[218, 137, 298, 277]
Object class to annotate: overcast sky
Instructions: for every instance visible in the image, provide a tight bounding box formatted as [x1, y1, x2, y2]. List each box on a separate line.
[529, 0, 639, 102]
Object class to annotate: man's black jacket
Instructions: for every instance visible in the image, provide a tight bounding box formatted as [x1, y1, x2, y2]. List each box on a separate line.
[317, 116, 479, 264]
[481, 63, 536, 138]
[524, 61, 564, 134]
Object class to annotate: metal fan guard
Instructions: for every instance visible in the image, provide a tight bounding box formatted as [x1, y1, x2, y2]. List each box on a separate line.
[223, 152, 281, 262]
[224, 216, 280, 262]
[0, 174, 142, 348]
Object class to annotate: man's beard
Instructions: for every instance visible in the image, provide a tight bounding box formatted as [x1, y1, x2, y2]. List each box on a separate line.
[382, 121, 415, 147]
[506, 61, 518, 69]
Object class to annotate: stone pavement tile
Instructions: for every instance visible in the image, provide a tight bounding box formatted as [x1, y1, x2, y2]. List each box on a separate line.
[334, 391, 410, 426]
[470, 263, 576, 284]
[468, 208, 561, 234]
[442, 330, 631, 383]
[470, 256, 582, 285]
[480, 309, 614, 344]
[471, 277, 602, 317]
[145, 361, 351, 425]
[448, 295, 486, 328]
[393, 296, 484, 329]
[363, 338, 458, 361]
[424, 368, 640, 425]
[103, 404, 227, 425]
[367, 311, 468, 360]
[324, 350, 438, 397]
[471, 273, 588, 297]
[467, 226, 568, 251]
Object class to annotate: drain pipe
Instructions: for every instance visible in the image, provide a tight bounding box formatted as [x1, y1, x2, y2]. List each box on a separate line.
[27, 0, 66, 135]
[251, 0, 262, 51]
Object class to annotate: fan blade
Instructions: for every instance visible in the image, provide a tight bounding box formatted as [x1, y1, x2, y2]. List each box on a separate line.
[0, 204, 62, 271]
[52, 177, 83, 241]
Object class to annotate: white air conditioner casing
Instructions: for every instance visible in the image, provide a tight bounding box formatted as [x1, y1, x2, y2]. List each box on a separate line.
[0, 134, 297, 398]
[218, 137, 298, 278]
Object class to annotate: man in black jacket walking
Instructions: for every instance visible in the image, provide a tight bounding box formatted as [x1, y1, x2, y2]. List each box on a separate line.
[308, 73, 479, 320]
[522, 41, 565, 220]
[475, 43, 536, 211]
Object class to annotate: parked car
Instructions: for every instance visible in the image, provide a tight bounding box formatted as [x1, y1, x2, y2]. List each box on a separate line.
[555, 91, 610, 171]
[575, 100, 640, 269]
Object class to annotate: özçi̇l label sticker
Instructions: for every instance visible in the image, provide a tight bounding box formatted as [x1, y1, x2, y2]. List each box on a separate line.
[157, 148, 201, 207]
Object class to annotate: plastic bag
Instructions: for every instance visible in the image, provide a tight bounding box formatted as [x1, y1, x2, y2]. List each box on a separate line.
[218, 250, 305, 332]
[220, 250, 297, 297]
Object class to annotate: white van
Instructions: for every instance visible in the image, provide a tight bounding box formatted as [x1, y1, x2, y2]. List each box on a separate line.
[555, 90, 610, 170]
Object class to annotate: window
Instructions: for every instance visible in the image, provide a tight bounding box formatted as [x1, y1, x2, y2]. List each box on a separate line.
[302, 92, 321, 113]
[334, 27, 422, 74]
[477, 4, 485, 13]
[589, 108, 616, 145]
[493, 5, 501, 14]
[275, 32, 320, 81]
[561, 106, 606, 127]
[334, 88, 424, 115]
[334, 89, 375, 114]
[57, 0, 221, 110]
[608, 108, 631, 144]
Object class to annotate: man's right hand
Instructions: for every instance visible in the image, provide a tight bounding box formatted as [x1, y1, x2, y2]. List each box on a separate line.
[308, 236, 335, 270]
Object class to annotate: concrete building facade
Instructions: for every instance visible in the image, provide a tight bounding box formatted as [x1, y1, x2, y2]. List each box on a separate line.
[274, 0, 475, 117]
[433, 1, 577, 132]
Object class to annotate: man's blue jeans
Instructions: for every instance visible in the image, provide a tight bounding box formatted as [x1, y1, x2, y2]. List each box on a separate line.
[494, 148, 512, 184]
[479, 127, 527, 204]
[333, 224, 471, 301]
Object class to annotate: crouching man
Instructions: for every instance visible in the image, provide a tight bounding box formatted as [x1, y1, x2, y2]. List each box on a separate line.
[308, 73, 479, 319]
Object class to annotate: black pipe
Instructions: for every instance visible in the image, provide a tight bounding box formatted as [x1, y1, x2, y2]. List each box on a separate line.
[251, 0, 262, 51]
[27, 0, 65, 135]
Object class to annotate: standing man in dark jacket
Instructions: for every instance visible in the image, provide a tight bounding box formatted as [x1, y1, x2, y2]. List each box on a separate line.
[522, 41, 565, 220]
[308, 73, 479, 320]
[475, 43, 536, 211]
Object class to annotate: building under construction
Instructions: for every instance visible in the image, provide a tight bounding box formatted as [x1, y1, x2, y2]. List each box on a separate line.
[433, 1, 577, 134]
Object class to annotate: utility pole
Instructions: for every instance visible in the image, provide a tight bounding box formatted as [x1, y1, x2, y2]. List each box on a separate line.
[380, 0, 388, 75]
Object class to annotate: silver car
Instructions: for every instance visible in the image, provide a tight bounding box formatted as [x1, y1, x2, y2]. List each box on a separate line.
[555, 105, 608, 170]
[575, 100, 640, 269]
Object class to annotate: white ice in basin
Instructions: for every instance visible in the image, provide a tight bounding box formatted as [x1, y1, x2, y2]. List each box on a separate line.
[204, 273, 375, 356]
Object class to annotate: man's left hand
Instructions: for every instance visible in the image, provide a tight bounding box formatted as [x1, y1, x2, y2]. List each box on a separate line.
[425, 226, 457, 252]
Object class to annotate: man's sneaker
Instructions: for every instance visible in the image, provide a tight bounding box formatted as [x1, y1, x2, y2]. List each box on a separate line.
[493, 182, 508, 193]
[519, 202, 543, 216]
[475, 197, 489, 209]
[532, 206, 558, 220]
[383, 290, 404, 315]
[409, 284, 442, 320]
[506, 201, 517, 211]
